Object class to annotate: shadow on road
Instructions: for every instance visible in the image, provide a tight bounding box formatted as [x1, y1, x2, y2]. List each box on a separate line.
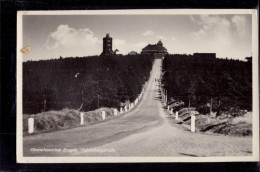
[178, 153, 201, 157]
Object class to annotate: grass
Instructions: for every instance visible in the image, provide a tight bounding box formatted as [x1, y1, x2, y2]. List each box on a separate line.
[23, 107, 116, 135]
[177, 111, 252, 136]
[231, 112, 252, 125]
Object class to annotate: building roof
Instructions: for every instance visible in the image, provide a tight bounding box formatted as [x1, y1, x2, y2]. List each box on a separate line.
[142, 40, 167, 53]
[157, 40, 163, 46]
[128, 51, 138, 55]
[142, 44, 167, 51]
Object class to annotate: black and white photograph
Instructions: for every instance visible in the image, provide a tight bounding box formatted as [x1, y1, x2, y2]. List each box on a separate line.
[16, 10, 259, 163]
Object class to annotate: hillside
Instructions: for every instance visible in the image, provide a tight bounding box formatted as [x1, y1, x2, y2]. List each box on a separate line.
[23, 55, 154, 114]
[162, 54, 252, 115]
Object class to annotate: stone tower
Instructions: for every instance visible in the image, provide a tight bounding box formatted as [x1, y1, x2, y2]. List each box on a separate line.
[100, 33, 113, 56]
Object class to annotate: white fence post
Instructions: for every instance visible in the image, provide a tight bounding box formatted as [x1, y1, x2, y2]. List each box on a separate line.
[28, 117, 34, 134]
[101, 111, 106, 120]
[191, 114, 196, 132]
[114, 108, 118, 116]
[170, 108, 173, 115]
[80, 112, 84, 125]
[120, 107, 123, 113]
[167, 106, 169, 110]
[175, 111, 179, 120]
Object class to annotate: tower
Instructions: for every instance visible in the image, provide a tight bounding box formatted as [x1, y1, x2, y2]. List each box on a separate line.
[157, 40, 163, 46]
[100, 33, 113, 56]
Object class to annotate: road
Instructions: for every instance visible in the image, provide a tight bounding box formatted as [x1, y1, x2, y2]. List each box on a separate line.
[23, 59, 252, 157]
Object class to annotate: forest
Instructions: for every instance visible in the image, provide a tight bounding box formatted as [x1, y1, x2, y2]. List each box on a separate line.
[162, 54, 252, 115]
[23, 54, 154, 114]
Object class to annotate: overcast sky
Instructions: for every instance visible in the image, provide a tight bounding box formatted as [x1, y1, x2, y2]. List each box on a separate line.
[22, 14, 252, 61]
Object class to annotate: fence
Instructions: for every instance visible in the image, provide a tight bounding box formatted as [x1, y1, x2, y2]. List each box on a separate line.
[161, 56, 197, 133]
[166, 105, 198, 132]
[27, 83, 146, 134]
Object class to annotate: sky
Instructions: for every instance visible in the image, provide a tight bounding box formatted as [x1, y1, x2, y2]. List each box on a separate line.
[22, 14, 252, 61]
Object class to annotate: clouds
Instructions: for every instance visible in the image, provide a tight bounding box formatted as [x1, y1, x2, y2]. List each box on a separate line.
[142, 30, 155, 36]
[143, 30, 172, 42]
[45, 25, 101, 49]
[190, 15, 232, 45]
[231, 15, 247, 38]
[113, 39, 127, 53]
[113, 39, 126, 47]
[135, 42, 148, 48]
[156, 35, 167, 40]
[189, 15, 251, 58]
[190, 15, 249, 42]
[171, 37, 176, 41]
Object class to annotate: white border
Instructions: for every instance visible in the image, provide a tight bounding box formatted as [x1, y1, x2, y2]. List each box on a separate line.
[17, 9, 259, 163]
[19, 9, 254, 15]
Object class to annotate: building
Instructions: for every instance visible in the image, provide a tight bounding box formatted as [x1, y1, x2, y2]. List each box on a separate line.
[193, 53, 216, 60]
[141, 40, 168, 58]
[245, 56, 252, 63]
[128, 51, 138, 55]
[100, 33, 114, 56]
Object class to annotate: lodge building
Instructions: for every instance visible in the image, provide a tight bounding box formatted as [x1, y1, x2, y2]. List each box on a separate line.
[141, 40, 168, 59]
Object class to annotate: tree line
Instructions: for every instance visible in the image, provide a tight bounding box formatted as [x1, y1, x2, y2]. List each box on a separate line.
[23, 54, 154, 114]
[162, 54, 252, 115]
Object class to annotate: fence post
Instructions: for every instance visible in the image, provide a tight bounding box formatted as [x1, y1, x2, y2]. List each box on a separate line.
[120, 107, 123, 113]
[124, 105, 127, 112]
[101, 111, 106, 120]
[170, 108, 173, 115]
[114, 108, 118, 116]
[167, 106, 169, 110]
[165, 90, 167, 104]
[191, 114, 196, 132]
[175, 111, 179, 120]
[80, 112, 84, 125]
[28, 117, 34, 134]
